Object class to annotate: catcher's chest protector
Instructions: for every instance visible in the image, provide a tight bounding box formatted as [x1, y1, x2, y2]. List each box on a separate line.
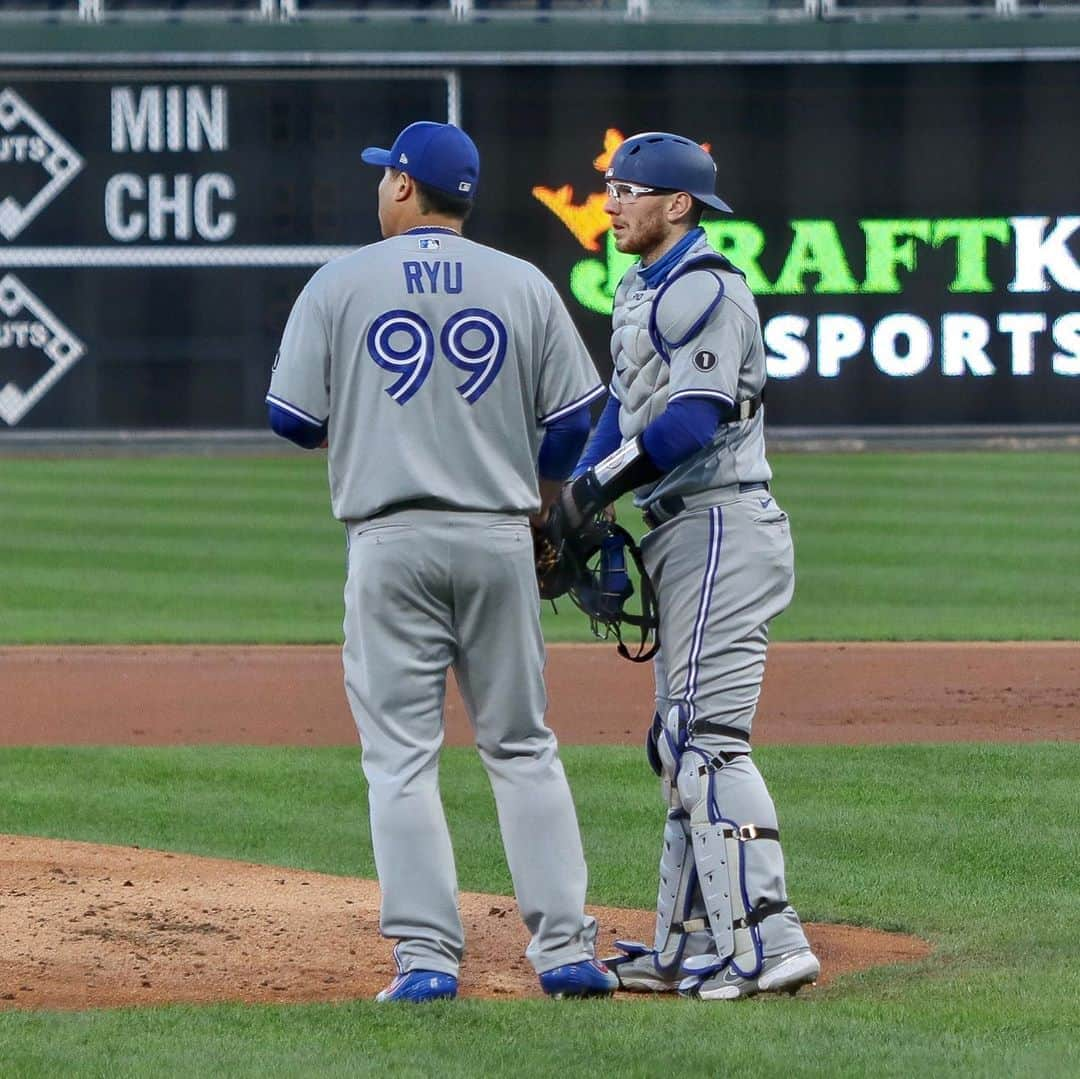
[611, 284, 670, 440]
[611, 234, 741, 442]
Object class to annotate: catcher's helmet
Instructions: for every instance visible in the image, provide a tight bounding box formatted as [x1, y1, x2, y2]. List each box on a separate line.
[605, 132, 732, 213]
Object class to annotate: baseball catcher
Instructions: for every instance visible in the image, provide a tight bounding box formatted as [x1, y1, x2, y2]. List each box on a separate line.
[556, 130, 820, 1001]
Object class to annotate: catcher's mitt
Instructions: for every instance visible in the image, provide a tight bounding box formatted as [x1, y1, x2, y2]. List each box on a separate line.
[532, 505, 659, 662]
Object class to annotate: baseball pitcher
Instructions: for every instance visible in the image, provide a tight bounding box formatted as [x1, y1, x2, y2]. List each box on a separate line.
[559, 132, 820, 1000]
[266, 121, 616, 1003]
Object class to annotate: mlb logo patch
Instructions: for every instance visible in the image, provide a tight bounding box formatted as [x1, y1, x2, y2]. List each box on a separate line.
[419, 237, 441, 251]
[458, 181, 472, 193]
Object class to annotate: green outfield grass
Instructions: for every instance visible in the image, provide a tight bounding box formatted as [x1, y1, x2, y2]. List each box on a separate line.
[1, 449, 1077, 1075]
[0, 744, 1077, 1077]
[0, 451, 1077, 643]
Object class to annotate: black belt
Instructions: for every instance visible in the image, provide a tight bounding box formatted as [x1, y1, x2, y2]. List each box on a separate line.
[643, 482, 769, 530]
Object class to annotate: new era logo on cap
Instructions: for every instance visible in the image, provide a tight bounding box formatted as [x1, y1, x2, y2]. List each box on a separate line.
[362, 121, 480, 201]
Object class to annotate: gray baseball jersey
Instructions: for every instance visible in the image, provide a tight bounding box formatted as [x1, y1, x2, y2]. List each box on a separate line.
[268, 230, 603, 521]
[609, 230, 771, 509]
[269, 225, 605, 981]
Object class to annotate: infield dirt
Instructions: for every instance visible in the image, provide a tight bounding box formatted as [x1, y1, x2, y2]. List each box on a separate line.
[4, 641, 1078, 747]
[2, 642, 1075, 1010]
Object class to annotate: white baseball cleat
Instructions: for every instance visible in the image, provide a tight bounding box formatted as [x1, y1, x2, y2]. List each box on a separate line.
[679, 948, 821, 1001]
[603, 940, 683, 992]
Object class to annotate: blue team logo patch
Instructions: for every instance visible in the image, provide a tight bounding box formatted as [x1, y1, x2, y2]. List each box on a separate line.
[693, 349, 718, 372]
[419, 237, 441, 251]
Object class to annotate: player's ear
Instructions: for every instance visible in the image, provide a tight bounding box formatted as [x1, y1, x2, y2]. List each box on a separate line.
[666, 191, 695, 225]
[394, 170, 415, 204]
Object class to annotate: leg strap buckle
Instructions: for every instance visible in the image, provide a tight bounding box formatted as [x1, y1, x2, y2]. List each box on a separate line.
[672, 918, 708, 934]
[733, 899, 790, 930]
[696, 751, 748, 777]
[720, 824, 781, 842]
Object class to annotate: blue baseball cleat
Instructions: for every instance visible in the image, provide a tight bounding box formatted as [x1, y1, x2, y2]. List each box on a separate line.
[375, 969, 458, 1003]
[539, 958, 619, 999]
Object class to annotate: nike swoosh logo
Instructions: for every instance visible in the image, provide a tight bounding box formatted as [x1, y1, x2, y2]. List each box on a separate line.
[758, 498, 772, 508]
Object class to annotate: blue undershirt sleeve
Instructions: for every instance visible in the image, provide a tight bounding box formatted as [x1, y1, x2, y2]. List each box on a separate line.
[640, 396, 725, 473]
[538, 402, 592, 482]
[268, 401, 328, 450]
[571, 392, 623, 479]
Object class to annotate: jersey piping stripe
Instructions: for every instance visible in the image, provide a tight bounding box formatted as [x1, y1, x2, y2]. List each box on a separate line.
[668, 388, 736, 407]
[539, 383, 606, 426]
[683, 506, 724, 728]
[265, 393, 327, 427]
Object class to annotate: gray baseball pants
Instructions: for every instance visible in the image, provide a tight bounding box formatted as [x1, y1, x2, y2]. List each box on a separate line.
[642, 490, 811, 958]
[342, 507, 599, 977]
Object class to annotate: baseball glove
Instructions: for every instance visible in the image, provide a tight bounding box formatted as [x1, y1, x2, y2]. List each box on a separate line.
[532, 506, 579, 601]
[532, 505, 659, 661]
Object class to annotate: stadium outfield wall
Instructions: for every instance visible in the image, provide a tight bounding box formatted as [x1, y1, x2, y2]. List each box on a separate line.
[1, 18, 1079, 437]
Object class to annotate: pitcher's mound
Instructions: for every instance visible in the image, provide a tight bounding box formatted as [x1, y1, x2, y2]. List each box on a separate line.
[1, 836, 929, 1011]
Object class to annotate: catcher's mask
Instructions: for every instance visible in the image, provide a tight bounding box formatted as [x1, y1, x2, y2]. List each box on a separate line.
[555, 514, 659, 663]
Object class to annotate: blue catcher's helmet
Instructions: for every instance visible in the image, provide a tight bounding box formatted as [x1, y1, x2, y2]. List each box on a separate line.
[605, 132, 732, 213]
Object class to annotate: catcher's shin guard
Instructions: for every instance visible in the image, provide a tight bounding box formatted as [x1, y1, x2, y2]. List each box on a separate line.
[654, 811, 714, 966]
[678, 750, 790, 982]
[607, 809, 713, 991]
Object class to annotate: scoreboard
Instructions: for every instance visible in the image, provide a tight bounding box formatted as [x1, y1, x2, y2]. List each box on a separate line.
[0, 71, 450, 427]
[2, 62, 1078, 429]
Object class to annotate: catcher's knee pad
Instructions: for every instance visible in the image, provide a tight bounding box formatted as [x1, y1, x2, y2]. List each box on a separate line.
[645, 711, 663, 778]
[676, 750, 791, 980]
[655, 700, 691, 808]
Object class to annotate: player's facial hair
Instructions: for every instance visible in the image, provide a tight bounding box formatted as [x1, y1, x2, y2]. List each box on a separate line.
[622, 203, 680, 265]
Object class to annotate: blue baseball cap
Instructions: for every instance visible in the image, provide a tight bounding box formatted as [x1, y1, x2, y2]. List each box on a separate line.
[361, 121, 480, 200]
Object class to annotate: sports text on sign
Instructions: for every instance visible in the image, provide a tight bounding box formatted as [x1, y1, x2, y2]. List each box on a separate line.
[106, 85, 235, 243]
[0, 87, 84, 241]
[0, 274, 86, 427]
[104, 173, 236, 242]
[110, 86, 228, 153]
